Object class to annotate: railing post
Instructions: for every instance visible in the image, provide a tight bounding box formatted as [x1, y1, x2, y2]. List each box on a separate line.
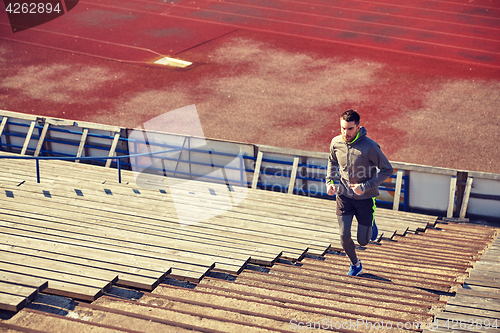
[252, 151, 263, 189]
[288, 156, 300, 194]
[240, 153, 244, 187]
[403, 175, 409, 211]
[392, 170, 404, 211]
[459, 176, 473, 218]
[36, 159, 40, 183]
[134, 141, 138, 172]
[118, 158, 122, 184]
[447, 175, 458, 218]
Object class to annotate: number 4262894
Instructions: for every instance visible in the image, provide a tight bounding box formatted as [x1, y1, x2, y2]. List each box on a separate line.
[443, 318, 498, 330]
[5, 3, 61, 14]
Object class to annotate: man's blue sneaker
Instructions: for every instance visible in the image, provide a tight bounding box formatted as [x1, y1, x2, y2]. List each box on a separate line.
[347, 261, 363, 276]
[371, 220, 378, 241]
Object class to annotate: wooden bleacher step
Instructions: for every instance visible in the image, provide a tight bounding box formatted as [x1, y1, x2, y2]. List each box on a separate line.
[0, 178, 310, 266]
[0, 154, 452, 325]
[0, 173, 335, 256]
[424, 230, 500, 333]
[0, 272, 48, 313]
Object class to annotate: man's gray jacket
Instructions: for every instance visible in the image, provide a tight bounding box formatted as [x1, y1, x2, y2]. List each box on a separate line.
[326, 126, 394, 200]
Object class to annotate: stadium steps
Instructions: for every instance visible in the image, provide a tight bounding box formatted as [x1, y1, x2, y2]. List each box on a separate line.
[423, 229, 500, 333]
[2, 221, 497, 333]
[0, 153, 498, 332]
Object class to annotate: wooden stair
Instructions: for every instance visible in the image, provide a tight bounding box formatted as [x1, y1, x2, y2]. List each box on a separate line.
[3, 152, 495, 331]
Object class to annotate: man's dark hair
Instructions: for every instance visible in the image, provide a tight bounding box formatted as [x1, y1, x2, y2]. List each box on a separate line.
[341, 109, 360, 125]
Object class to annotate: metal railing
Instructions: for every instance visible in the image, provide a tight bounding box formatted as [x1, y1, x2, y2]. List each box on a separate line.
[250, 155, 407, 210]
[0, 149, 194, 184]
[1, 118, 407, 210]
[0, 119, 128, 159]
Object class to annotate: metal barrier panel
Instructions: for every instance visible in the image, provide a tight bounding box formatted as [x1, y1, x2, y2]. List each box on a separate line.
[467, 172, 500, 219]
[408, 171, 455, 213]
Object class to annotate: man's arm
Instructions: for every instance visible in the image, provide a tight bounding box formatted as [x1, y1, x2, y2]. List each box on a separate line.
[359, 144, 394, 193]
[326, 140, 341, 196]
[326, 140, 339, 185]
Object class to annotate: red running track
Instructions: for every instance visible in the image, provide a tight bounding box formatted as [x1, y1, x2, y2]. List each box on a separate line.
[1, 0, 500, 174]
[1, 0, 499, 69]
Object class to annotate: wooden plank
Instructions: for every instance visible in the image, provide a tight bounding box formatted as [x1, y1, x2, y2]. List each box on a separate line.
[447, 176, 457, 218]
[0, 197, 426, 274]
[0, 178, 334, 251]
[17, 159, 436, 225]
[0, 196, 275, 265]
[105, 132, 120, 168]
[459, 285, 500, 300]
[0, 249, 117, 285]
[0, 166, 422, 246]
[75, 128, 88, 163]
[0, 281, 38, 302]
[0, 271, 48, 291]
[392, 170, 403, 211]
[42, 283, 103, 302]
[0, 193, 240, 268]
[468, 170, 500, 181]
[0, 244, 164, 291]
[474, 247, 500, 257]
[1, 201, 307, 265]
[43, 118, 74, 127]
[0, 268, 104, 302]
[0, 233, 204, 286]
[87, 180, 382, 245]
[33, 122, 49, 157]
[0, 216, 242, 276]
[467, 270, 500, 285]
[387, 161, 459, 176]
[20, 121, 36, 156]
[287, 156, 299, 194]
[257, 144, 327, 159]
[0, 110, 38, 121]
[0, 155, 437, 257]
[0, 259, 114, 292]
[0, 155, 439, 226]
[0, 196, 291, 269]
[475, 259, 500, 268]
[448, 293, 500, 313]
[470, 261, 500, 273]
[0, 162, 400, 240]
[45, 117, 120, 132]
[0, 165, 333, 232]
[0, 292, 27, 312]
[459, 176, 473, 219]
[0, 112, 118, 135]
[251, 151, 263, 189]
[465, 278, 500, 289]
[71, 120, 121, 133]
[0, 171, 418, 260]
[168, 270, 207, 283]
[0, 116, 7, 139]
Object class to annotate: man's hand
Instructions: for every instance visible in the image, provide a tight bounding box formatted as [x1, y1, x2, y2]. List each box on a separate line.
[327, 184, 337, 196]
[350, 184, 363, 195]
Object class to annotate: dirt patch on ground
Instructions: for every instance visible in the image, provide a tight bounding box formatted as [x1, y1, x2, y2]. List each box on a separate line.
[0, 63, 121, 105]
[390, 79, 500, 172]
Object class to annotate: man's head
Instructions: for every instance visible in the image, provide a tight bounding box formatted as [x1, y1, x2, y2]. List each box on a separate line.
[340, 109, 361, 143]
